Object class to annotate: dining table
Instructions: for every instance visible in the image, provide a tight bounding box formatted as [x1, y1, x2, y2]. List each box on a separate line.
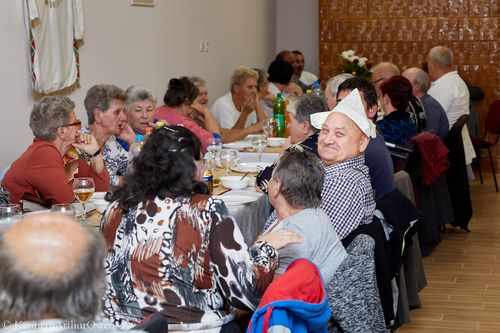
[212, 163, 275, 245]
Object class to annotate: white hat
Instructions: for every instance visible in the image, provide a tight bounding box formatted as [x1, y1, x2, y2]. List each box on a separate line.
[310, 89, 377, 138]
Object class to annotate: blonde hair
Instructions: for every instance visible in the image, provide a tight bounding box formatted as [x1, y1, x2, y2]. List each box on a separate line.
[230, 66, 258, 90]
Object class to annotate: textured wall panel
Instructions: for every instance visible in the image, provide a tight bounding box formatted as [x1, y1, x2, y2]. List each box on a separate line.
[319, 0, 499, 130]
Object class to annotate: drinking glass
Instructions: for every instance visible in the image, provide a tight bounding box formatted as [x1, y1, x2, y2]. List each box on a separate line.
[50, 203, 76, 218]
[72, 177, 95, 221]
[252, 136, 268, 162]
[220, 149, 238, 175]
[0, 204, 22, 229]
[263, 119, 277, 138]
[207, 138, 222, 171]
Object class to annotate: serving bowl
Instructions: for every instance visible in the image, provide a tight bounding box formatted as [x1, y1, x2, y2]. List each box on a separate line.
[220, 176, 248, 190]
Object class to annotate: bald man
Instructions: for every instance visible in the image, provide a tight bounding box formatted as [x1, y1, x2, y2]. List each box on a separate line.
[0, 213, 130, 332]
[372, 61, 427, 132]
[403, 67, 449, 139]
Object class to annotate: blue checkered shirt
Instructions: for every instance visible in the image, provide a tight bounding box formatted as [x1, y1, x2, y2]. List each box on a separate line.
[321, 155, 375, 240]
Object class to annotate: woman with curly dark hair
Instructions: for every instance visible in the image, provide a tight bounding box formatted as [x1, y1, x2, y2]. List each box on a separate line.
[101, 125, 298, 332]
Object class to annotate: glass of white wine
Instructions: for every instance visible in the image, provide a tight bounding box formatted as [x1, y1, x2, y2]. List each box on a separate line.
[72, 177, 95, 221]
[220, 149, 238, 175]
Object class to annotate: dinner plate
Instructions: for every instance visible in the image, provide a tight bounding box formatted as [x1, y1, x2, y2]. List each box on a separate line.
[213, 194, 258, 206]
[243, 134, 263, 141]
[92, 192, 107, 200]
[222, 141, 253, 150]
[267, 137, 287, 147]
[232, 162, 272, 173]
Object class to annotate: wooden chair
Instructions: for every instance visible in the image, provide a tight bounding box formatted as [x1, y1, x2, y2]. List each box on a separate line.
[471, 100, 500, 192]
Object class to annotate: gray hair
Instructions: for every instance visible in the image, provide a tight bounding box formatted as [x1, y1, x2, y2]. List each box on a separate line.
[189, 76, 206, 87]
[125, 85, 157, 110]
[29, 96, 75, 141]
[0, 226, 107, 321]
[428, 46, 453, 68]
[326, 73, 354, 98]
[272, 149, 324, 208]
[84, 84, 127, 124]
[412, 68, 431, 94]
[293, 95, 329, 134]
[252, 68, 269, 88]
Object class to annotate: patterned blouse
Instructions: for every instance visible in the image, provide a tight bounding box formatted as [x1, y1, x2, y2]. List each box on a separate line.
[80, 126, 129, 186]
[101, 194, 279, 331]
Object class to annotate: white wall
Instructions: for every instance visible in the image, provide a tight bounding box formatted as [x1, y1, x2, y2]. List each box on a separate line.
[276, 0, 319, 75]
[0, 0, 277, 166]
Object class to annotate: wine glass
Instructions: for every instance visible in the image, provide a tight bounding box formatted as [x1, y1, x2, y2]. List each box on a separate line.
[50, 203, 76, 218]
[220, 149, 238, 175]
[0, 204, 22, 230]
[207, 138, 222, 171]
[72, 177, 95, 221]
[252, 136, 268, 162]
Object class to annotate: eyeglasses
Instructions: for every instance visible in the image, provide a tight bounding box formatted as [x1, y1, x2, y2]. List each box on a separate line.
[372, 78, 385, 85]
[60, 120, 82, 128]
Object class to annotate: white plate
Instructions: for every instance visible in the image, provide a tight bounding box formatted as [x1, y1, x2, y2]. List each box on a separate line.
[222, 141, 253, 150]
[243, 134, 263, 141]
[232, 162, 272, 173]
[92, 192, 107, 200]
[213, 194, 258, 206]
[267, 137, 287, 147]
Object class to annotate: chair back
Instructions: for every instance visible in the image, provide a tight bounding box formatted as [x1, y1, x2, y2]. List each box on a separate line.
[485, 100, 500, 135]
[248, 259, 330, 333]
[326, 234, 387, 332]
[132, 312, 169, 333]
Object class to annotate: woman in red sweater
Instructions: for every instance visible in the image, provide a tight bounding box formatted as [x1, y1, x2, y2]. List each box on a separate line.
[2, 96, 109, 206]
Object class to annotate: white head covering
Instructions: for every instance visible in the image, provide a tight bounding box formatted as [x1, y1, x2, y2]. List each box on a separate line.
[310, 89, 377, 138]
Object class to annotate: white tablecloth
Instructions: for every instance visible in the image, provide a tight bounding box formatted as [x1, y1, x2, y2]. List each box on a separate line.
[217, 188, 272, 245]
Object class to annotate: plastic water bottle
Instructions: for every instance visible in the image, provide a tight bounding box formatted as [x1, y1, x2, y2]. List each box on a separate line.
[129, 134, 144, 160]
[311, 81, 322, 97]
[273, 93, 286, 138]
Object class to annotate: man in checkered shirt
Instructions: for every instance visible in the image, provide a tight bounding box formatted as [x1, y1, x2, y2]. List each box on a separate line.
[310, 88, 377, 240]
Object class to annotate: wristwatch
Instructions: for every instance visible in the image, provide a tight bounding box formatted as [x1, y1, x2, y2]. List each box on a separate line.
[90, 149, 101, 157]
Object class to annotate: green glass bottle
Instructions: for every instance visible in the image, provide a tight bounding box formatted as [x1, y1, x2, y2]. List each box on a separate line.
[273, 93, 286, 137]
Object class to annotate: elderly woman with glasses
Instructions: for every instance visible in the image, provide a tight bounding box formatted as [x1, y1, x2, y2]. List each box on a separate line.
[101, 125, 300, 332]
[2, 96, 109, 206]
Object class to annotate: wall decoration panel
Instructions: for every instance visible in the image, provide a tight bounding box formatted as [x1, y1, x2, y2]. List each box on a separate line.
[319, 0, 499, 129]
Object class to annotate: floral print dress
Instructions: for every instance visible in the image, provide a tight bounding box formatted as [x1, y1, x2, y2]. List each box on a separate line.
[101, 193, 278, 332]
[80, 126, 129, 186]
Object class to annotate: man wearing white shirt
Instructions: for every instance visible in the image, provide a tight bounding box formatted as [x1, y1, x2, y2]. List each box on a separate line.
[292, 50, 318, 86]
[211, 66, 267, 142]
[427, 46, 470, 128]
[427, 46, 475, 166]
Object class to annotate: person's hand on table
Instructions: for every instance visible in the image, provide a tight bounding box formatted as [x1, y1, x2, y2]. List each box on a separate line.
[256, 229, 303, 250]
